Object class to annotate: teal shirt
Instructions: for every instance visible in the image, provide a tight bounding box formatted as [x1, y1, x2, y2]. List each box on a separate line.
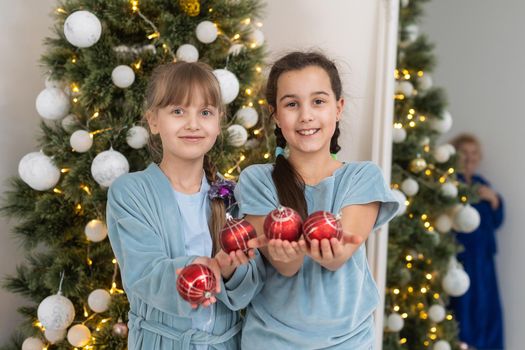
[234, 162, 399, 350]
[106, 163, 263, 350]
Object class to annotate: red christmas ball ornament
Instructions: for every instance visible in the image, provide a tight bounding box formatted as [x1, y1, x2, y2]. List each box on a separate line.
[176, 264, 217, 304]
[302, 211, 343, 243]
[263, 206, 303, 241]
[219, 214, 257, 253]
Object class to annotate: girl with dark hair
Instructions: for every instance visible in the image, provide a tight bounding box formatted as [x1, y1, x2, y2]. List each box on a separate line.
[234, 51, 400, 349]
[106, 61, 262, 349]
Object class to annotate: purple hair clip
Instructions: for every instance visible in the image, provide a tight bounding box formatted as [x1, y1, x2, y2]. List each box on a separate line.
[208, 179, 237, 208]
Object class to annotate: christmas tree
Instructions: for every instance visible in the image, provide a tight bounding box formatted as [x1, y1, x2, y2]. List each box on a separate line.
[382, 1, 480, 350]
[1, 0, 269, 348]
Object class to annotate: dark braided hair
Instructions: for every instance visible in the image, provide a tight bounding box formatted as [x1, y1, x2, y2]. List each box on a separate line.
[267, 51, 343, 219]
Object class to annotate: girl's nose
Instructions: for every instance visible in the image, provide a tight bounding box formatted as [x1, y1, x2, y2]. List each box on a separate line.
[299, 105, 314, 123]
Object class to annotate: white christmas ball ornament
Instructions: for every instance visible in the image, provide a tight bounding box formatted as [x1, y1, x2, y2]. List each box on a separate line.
[18, 152, 61, 191]
[62, 114, 79, 132]
[405, 24, 419, 43]
[401, 178, 419, 196]
[88, 289, 111, 313]
[401, 0, 409, 7]
[85, 219, 108, 242]
[37, 294, 75, 330]
[236, 107, 259, 128]
[396, 81, 414, 96]
[91, 148, 129, 187]
[36, 88, 70, 120]
[428, 304, 446, 323]
[70, 130, 93, 153]
[196, 21, 218, 44]
[442, 268, 470, 297]
[387, 313, 404, 332]
[112, 65, 135, 88]
[444, 143, 456, 155]
[22, 337, 45, 350]
[435, 214, 453, 233]
[126, 126, 149, 149]
[227, 124, 248, 147]
[434, 145, 451, 163]
[67, 324, 91, 347]
[176, 44, 199, 62]
[418, 74, 433, 90]
[64, 11, 102, 48]
[44, 328, 66, 344]
[248, 29, 265, 48]
[431, 110, 453, 134]
[392, 189, 407, 216]
[433, 340, 451, 350]
[392, 126, 407, 143]
[441, 182, 458, 198]
[453, 205, 480, 233]
[213, 69, 240, 104]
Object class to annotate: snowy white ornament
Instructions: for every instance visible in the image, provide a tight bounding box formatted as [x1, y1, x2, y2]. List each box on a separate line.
[430, 111, 453, 134]
[64, 11, 102, 48]
[88, 289, 111, 313]
[70, 130, 93, 153]
[244, 138, 260, 150]
[392, 189, 407, 216]
[18, 151, 60, 191]
[453, 205, 480, 233]
[67, 324, 91, 347]
[248, 29, 265, 48]
[227, 124, 248, 147]
[196, 21, 218, 44]
[433, 340, 451, 350]
[176, 44, 199, 62]
[386, 313, 404, 332]
[37, 293, 75, 330]
[401, 0, 409, 7]
[428, 304, 446, 323]
[404, 24, 419, 43]
[126, 125, 149, 149]
[418, 74, 433, 90]
[228, 43, 245, 56]
[22, 337, 44, 350]
[392, 126, 407, 143]
[396, 81, 414, 97]
[401, 178, 419, 196]
[435, 214, 453, 233]
[112, 65, 135, 88]
[419, 136, 430, 146]
[85, 219, 108, 242]
[36, 88, 70, 120]
[434, 145, 451, 163]
[444, 143, 456, 155]
[44, 328, 66, 344]
[61, 114, 79, 132]
[441, 182, 458, 198]
[442, 267, 470, 297]
[236, 107, 259, 129]
[91, 148, 129, 187]
[213, 69, 240, 104]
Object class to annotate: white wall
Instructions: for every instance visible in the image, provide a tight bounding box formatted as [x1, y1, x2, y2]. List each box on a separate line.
[422, 1, 525, 349]
[0, 0, 56, 341]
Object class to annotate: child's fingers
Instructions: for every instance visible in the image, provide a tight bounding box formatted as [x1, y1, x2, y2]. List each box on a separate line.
[235, 250, 250, 264]
[268, 239, 286, 261]
[298, 239, 309, 254]
[248, 235, 268, 249]
[331, 238, 344, 257]
[309, 240, 321, 260]
[176, 268, 182, 275]
[282, 241, 298, 258]
[320, 239, 333, 260]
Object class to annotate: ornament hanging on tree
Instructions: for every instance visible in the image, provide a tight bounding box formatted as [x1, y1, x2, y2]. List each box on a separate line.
[228, 43, 245, 56]
[44, 328, 66, 344]
[37, 293, 75, 330]
[87, 289, 111, 313]
[409, 157, 427, 173]
[85, 219, 108, 242]
[434, 144, 451, 163]
[430, 110, 453, 134]
[111, 65, 135, 88]
[91, 148, 130, 187]
[179, 0, 200, 16]
[219, 214, 257, 253]
[440, 182, 458, 198]
[176, 44, 199, 62]
[112, 319, 129, 338]
[395, 81, 414, 97]
[18, 151, 61, 191]
[418, 73, 433, 90]
[227, 124, 248, 147]
[45, 76, 65, 89]
[302, 211, 343, 244]
[213, 69, 240, 104]
[248, 29, 265, 48]
[177, 264, 217, 304]
[21, 337, 45, 350]
[64, 11, 102, 48]
[386, 313, 404, 332]
[61, 114, 80, 132]
[67, 324, 91, 347]
[126, 125, 149, 149]
[392, 125, 407, 143]
[196, 21, 218, 44]
[435, 214, 453, 233]
[263, 206, 303, 241]
[36, 87, 70, 120]
[401, 178, 419, 196]
[433, 340, 452, 350]
[442, 266, 470, 297]
[235, 107, 259, 129]
[428, 304, 446, 323]
[404, 24, 419, 43]
[70, 130, 93, 153]
[400, 0, 409, 8]
[392, 189, 407, 216]
[453, 204, 480, 233]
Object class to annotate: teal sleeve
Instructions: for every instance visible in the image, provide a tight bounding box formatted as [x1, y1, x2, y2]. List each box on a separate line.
[234, 165, 278, 216]
[341, 162, 400, 230]
[106, 179, 197, 315]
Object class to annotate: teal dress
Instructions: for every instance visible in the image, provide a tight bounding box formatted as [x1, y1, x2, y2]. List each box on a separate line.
[106, 163, 264, 350]
[234, 162, 399, 350]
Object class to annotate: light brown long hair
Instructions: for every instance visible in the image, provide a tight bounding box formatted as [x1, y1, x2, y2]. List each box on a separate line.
[143, 61, 226, 254]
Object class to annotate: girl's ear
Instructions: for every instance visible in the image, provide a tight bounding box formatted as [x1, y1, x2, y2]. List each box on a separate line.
[269, 105, 280, 128]
[146, 110, 159, 134]
[335, 98, 345, 122]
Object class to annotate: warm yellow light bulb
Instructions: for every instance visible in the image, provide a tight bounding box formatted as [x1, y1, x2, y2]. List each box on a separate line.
[401, 313, 408, 318]
[400, 338, 407, 344]
[409, 121, 416, 127]
[263, 153, 270, 159]
[426, 273, 432, 280]
[393, 288, 400, 295]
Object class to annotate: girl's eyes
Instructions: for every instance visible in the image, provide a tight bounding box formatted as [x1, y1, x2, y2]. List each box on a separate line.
[171, 108, 183, 115]
[314, 98, 325, 105]
[285, 101, 298, 108]
[201, 109, 214, 117]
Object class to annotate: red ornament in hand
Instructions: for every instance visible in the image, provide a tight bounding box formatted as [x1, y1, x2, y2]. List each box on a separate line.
[263, 206, 303, 241]
[176, 264, 217, 304]
[302, 211, 343, 244]
[219, 214, 257, 253]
